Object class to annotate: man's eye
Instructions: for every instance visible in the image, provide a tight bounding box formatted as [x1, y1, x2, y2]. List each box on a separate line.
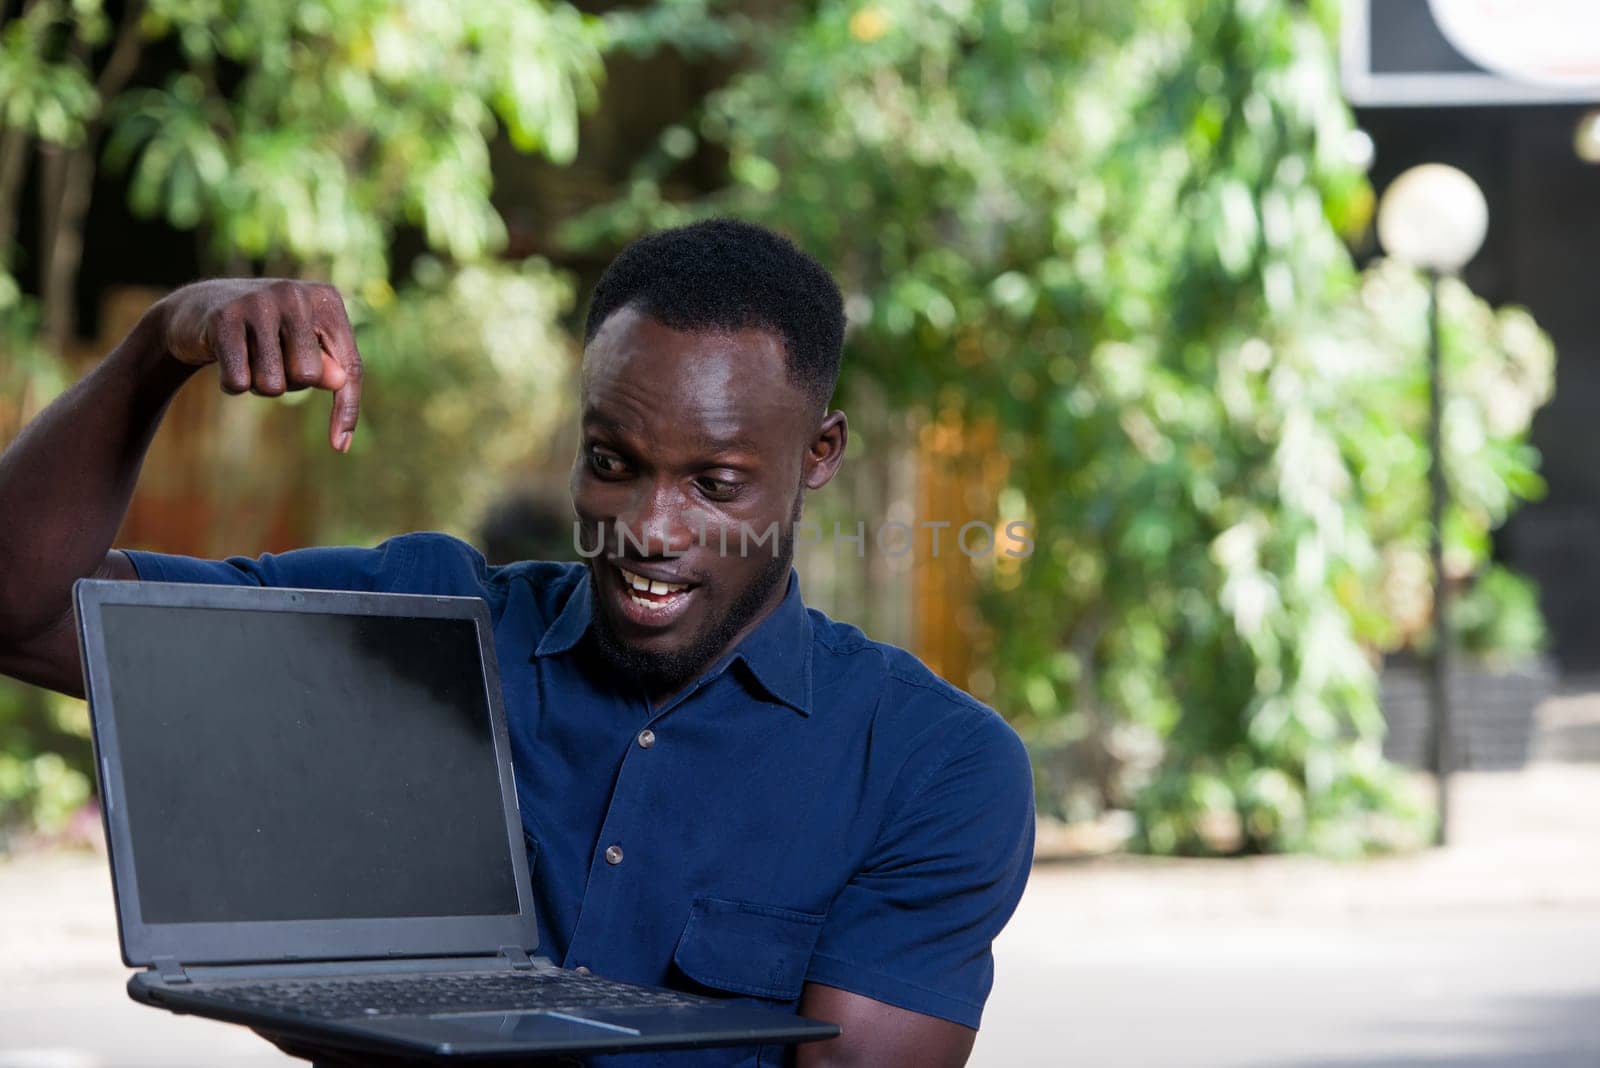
[696, 476, 741, 499]
[589, 450, 626, 475]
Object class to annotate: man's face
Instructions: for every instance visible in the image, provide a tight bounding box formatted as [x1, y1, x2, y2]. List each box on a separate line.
[571, 306, 845, 697]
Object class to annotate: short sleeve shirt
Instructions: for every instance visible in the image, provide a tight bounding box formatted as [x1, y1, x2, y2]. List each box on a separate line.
[124, 532, 1036, 1066]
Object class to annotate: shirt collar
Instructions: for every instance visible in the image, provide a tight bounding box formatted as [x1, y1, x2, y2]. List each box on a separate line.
[533, 568, 594, 659]
[532, 566, 814, 717]
[724, 569, 813, 717]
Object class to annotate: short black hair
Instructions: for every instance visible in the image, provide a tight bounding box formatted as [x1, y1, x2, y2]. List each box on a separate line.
[583, 218, 845, 410]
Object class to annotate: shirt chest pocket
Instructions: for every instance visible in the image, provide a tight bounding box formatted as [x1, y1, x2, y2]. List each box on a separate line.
[671, 896, 826, 1002]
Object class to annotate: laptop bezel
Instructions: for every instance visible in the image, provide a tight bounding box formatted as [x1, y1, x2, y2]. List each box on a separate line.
[73, 578, 541, 968]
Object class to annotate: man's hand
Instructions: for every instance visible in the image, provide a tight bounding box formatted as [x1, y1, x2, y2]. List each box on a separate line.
[152, 278, 363, 452]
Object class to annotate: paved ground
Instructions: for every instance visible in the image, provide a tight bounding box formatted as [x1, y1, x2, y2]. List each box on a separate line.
[975, 762, 1600, 1066]
[4, 698, 1599, 1067]
[973, 687, 1600, 1067]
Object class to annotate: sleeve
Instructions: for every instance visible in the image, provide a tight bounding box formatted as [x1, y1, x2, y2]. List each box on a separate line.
[804, 709, 1036, 1029]
[121, 531, 493, 596]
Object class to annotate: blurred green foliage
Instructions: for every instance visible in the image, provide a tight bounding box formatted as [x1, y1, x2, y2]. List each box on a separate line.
[309, 255, 576, 543]
[0, 682, 92, 848]
[582, 0, 1554, 855]
[1452, 565, 1546, 667]
[102, 0, 601, 277]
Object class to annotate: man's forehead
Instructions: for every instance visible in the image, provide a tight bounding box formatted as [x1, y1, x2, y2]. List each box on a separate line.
[584, 408, 762, 454]
[580, 307, 800, 418]
[584, 307, 784, 374]
[580, 385, 792, 453]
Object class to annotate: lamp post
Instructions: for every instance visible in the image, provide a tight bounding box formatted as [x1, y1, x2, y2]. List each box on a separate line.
[1376, 164, 1489, 847]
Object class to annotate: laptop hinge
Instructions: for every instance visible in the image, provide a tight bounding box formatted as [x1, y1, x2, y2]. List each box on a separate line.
[152, 956, 190, 984]
[498, 945, 534, 971]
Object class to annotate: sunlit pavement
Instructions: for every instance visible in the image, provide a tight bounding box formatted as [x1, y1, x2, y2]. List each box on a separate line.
[975, 754, 1600, 1066]
[0, 848, 294, 1067]
[5, 698, 1600, 1067]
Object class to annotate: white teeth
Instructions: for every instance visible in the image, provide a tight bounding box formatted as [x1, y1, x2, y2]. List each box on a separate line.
[617, 566, 687, 595]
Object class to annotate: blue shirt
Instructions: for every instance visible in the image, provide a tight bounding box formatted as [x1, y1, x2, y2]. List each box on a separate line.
[125, 532, 1035, 1065]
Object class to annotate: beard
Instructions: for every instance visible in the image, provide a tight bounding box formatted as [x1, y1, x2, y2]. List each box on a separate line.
[587, 495, 801, 698]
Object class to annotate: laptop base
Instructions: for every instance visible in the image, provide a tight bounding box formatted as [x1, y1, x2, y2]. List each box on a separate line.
[130, 961, 838, 1058]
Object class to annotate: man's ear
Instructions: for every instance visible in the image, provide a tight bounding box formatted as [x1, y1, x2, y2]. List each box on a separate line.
[804, 410, 848, 490]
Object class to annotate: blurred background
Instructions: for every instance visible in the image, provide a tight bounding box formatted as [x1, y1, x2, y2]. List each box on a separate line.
[2, 0, 1598, 1064]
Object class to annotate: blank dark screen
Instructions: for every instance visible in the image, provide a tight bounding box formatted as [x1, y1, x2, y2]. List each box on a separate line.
[100, 604, 519, 924]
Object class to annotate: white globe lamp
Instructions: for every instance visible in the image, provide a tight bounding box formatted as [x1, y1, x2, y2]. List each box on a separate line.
[1376, 164, 1488, 274]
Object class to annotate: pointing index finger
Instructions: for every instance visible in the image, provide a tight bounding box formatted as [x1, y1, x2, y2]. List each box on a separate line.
[312, 295, 362, 453]
[318, 334, 362, 453]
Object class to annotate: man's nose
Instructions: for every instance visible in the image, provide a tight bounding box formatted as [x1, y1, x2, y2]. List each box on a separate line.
[621, 483, 696, 557]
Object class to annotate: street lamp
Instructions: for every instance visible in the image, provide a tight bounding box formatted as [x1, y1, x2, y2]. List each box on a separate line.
[1376, 163, 1488, 847]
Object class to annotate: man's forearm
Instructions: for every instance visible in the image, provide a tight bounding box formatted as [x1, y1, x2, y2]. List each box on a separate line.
[0, 309, 195, 641]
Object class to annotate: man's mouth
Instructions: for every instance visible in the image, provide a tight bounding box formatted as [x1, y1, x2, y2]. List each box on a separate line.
[611, 563, 697, 627]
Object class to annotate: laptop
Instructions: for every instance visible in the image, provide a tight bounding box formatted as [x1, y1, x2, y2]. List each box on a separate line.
[72, 577, 840, 1059]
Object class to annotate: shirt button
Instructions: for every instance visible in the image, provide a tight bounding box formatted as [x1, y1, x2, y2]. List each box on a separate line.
[574, 966, 592, 976]
[637, 729, 656, 749]
[604, 844, 624, 866]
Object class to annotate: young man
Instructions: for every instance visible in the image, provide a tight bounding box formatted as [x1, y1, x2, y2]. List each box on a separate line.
[0, 219, 1034, 1067]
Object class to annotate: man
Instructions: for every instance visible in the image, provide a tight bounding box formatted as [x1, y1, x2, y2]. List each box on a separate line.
[0, 219, 1034, 1066]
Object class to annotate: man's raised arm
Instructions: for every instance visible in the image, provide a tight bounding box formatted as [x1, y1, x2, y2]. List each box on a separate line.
[0, 279, 362, 696]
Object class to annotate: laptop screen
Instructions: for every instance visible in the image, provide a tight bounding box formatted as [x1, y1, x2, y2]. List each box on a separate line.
[99, 603, 520, 925]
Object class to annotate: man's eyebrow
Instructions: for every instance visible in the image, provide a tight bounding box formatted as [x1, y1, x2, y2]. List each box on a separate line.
[581, 413, 629, 436]
[582, 413, 760, 456]
[690, 430, 761, 455]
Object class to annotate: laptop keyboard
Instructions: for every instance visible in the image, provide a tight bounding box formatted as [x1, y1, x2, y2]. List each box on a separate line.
[185, 969, 706, 1020]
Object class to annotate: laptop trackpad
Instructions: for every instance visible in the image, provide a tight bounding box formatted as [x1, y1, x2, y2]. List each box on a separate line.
[438, 1010, 642, 1039]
